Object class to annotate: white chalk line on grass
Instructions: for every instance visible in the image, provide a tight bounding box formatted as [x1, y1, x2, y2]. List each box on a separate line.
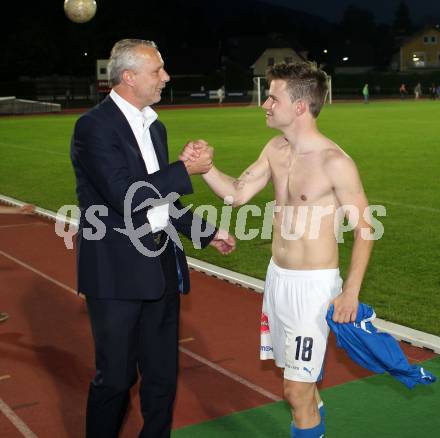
[370, 199, 440, 214]
[0, 141, 66, 157]
[0, 249, 281, 407]
[0, 398, 38, 438]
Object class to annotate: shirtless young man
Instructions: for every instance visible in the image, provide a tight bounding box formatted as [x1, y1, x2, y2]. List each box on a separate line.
[182, 62, 373, 437]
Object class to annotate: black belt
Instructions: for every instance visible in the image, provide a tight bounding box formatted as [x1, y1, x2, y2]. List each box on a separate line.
[152, 230, 166, 245]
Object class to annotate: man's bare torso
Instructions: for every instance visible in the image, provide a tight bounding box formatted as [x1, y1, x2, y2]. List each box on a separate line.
[267, 135, 345, 270]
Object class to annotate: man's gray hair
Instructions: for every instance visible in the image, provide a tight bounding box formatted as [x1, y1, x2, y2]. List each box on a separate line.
[107, 39, 158, 87]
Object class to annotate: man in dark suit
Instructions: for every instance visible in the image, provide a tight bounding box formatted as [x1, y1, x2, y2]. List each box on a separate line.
[70, 39, 235, 438]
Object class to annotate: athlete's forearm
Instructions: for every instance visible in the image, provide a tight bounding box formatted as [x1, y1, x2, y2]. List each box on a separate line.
[342, 229, 374, 297]
[202, 166, 243, 206]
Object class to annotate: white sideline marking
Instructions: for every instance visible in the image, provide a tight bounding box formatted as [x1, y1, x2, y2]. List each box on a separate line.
[179, 347, 281, 402]
[0, 250, 77, 296]
[370, 199, 440, 214]
[0, 141, 66, 157]
[178, 337, 195, 344]
[0, 249, 280, 403]
[0, 397, 38, 438]
[0, 222, 47, 230]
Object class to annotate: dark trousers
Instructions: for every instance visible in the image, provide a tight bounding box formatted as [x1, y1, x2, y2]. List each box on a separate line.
[85, 242, 180, 438]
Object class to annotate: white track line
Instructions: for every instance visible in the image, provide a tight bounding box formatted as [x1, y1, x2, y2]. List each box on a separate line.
[0, 398, 38, 438]
[0, 250, 77, 296]
[180, 347, 281, 402]
[0, 249, 280, 403]
[0, 222, 47, 230]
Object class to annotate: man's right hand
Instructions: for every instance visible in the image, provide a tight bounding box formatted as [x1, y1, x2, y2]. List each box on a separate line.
[180, 140, 213, 175]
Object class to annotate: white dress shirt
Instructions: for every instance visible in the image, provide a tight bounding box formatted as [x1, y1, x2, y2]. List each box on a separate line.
[110, 90, 169, 232]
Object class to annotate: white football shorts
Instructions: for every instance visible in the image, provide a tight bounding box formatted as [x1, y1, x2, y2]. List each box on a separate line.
[260, 258, 342, 382]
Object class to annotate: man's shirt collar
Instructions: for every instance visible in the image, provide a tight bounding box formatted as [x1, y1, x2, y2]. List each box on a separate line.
[110, 89, 158, 129]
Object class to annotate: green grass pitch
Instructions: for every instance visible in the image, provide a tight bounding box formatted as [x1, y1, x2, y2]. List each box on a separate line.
[0, 101, 439, 335]
[172, 356, 440, 437]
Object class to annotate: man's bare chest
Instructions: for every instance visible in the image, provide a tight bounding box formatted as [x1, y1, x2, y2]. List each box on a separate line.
[270, 154, 333, 205]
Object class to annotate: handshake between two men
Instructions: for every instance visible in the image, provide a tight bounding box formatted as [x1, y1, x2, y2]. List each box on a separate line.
[179, 139, 213, 175]
[179, 139, 236, 255]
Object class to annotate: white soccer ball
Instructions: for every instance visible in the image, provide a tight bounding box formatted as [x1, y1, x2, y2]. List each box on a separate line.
[64, 0, 97, 24]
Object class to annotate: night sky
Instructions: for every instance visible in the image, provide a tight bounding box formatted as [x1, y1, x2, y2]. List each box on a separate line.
[263, 0, 440, 24]
[2, 0, 440, 81]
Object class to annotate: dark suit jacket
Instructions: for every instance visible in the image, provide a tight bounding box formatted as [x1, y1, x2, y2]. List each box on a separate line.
[70, 96, 216, 300]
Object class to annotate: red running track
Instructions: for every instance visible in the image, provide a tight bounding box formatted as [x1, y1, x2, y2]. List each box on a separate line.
[0, 211, 434, 437]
